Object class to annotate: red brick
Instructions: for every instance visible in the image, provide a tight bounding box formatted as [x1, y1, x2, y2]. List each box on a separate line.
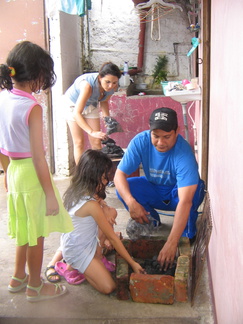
[121, 238, 165, 259]
[174, 279, 188, 302]
[174, 256, 190, 302]
[129, 273, 174, 304]
[177, 255, 190, 267]
[178, 237, 191, 257]
[116, 239, 190, 303]
[115, 256, 130, 300]
[116, 277, 130, 300]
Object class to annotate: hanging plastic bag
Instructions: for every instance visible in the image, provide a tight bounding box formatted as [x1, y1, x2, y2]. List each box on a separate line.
[103, 116, 123, 135]
[126, 214, 159, 241]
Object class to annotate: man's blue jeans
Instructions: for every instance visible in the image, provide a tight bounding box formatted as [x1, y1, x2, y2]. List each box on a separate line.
[116, 177, 205, 239]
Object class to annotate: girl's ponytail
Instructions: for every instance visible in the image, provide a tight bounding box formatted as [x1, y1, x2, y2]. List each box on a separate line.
[0, 64, 14, 90]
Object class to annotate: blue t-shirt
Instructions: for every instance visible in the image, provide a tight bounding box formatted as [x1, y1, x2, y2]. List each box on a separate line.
[118, 131, 199, 193]
[65, 72, 115, 109]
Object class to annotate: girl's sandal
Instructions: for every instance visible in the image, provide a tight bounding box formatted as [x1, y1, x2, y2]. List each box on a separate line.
[102, 256, 116, 272]
[45, 265, 61, 283]
[8, 274, 28, 293]
[26, 281, 67, 302]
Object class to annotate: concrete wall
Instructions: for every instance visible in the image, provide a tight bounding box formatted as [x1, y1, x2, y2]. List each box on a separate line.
[85, 0, 193, 81]
[208, 1, 243, 323]
[51, 0, 196, 175]
[48, 12, 82, 175]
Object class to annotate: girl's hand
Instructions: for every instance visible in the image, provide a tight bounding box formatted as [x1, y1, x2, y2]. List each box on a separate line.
[99, 201, 117, 226]
[131, 261, 146, 274]
[3, 173, 8, 192]
[0, 153, 10, 192]
[106, 215, 117, 226]
[89, 130, 108, 141]
[103, 205, 117, 226]
[46, 193, 59, 216]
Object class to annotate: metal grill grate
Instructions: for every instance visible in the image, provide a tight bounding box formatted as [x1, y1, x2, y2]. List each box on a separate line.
[191, 192, 212, 305]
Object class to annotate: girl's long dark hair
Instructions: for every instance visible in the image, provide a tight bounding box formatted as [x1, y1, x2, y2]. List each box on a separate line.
[63, 149, 113, 211]
[0, 41, 56, 91]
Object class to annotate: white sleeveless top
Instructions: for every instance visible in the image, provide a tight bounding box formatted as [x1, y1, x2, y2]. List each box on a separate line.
[0, 88, 39, 157]
[61, 197, 99, 273]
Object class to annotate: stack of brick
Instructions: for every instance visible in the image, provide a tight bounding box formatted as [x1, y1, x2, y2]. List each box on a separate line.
[115, 237, 191, 304]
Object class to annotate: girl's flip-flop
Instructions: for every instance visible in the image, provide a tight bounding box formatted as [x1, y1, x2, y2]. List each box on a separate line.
[63, 270, 86, 285]
[102, 256, 116, 272]
[55, 261, 67, 277]
[55, 261, 86, 285]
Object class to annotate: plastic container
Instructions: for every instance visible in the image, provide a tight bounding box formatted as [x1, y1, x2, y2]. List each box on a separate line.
[161, 81, 182, 95]
[161, 81, 169, 95]
[124, 62, 129, 75]
[119, 74, 130, 88]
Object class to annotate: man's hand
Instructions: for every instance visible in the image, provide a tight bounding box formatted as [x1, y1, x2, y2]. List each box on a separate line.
[157, 240, 178, 271]
[128, 199, 150, 224]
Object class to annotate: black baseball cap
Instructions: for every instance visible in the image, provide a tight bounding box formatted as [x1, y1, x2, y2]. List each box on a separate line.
[149, 107, 178, 132]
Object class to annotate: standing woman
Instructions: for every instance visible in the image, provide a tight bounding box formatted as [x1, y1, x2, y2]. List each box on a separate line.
[64, 62, 121, 164]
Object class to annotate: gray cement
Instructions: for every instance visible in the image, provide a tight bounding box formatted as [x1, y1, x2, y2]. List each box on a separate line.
[0, 174, 214, 324]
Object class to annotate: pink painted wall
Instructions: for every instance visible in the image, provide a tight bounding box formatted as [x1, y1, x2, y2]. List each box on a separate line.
[0, 1, 46, 60]
[208, 1, 243, 323]
[104, 93, 196, 150]
[0, 0, 51, 165]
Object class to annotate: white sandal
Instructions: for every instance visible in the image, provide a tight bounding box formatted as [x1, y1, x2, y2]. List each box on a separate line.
[26, 281, 67, 302]
[8, 274, 28, 293]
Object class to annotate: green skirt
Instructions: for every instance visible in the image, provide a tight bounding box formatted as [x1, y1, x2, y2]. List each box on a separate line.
[7, 158, 73, 246]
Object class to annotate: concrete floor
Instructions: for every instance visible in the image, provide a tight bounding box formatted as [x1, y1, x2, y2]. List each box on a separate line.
[0, 174, 214, 324]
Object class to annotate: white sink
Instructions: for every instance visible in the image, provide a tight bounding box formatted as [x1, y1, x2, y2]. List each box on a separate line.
[165, 87, 201, 103]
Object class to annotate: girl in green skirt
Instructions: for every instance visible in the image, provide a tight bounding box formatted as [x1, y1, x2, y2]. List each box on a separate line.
[0, 41, 73, 302]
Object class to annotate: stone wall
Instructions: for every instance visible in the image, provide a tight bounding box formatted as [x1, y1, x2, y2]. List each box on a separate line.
[50, 0, 194, 175]
[85, 0, 192, 80]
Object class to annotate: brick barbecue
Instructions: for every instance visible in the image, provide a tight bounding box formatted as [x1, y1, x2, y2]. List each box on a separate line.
[115, 237, 191, 304]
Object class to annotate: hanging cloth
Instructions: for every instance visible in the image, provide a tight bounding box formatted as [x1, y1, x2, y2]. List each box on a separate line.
[59, 0, 92, 17]
[45, 0, 91, 18]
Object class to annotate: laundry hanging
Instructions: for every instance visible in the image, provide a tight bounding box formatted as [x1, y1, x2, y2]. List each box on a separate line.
[45, 0, 91, 18]
[59, 0, 92, 17]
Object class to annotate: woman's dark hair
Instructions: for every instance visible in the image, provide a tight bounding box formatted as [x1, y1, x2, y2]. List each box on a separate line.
[99, 62, 121, 79]
[63, 149, 113, 211]
[0, 41, 56, 92]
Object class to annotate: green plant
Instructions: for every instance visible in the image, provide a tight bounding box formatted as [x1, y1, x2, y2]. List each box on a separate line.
[152, 55, 168, 85]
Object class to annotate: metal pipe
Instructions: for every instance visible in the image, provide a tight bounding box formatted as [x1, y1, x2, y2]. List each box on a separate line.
[181, 103, 189, 142]
[173, 42, 180, 77]
[137, 19, 146, 69]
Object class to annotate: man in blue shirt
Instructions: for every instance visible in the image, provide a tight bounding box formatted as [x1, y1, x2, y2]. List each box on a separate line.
[114, 107, 205, 269]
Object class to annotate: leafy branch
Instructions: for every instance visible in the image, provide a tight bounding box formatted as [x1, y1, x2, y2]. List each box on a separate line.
[152, 55, 168, 85]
